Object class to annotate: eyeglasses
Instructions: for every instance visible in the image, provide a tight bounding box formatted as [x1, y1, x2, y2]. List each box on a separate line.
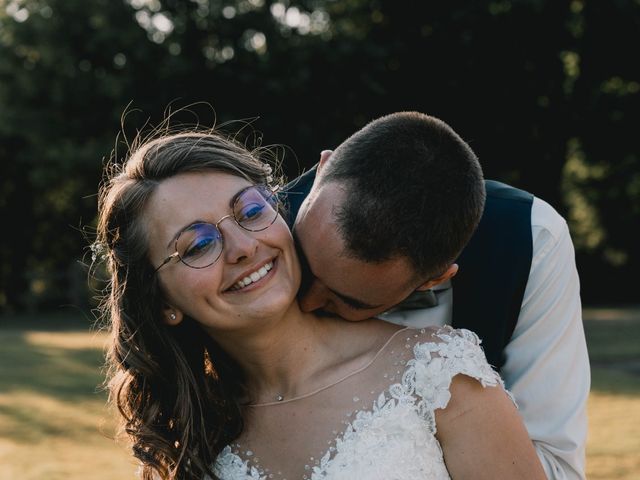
[153, 185, 279, 273]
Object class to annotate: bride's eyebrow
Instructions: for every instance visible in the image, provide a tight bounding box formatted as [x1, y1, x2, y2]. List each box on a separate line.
[165, 185, 250, 249]
[165, 220, 206, 249]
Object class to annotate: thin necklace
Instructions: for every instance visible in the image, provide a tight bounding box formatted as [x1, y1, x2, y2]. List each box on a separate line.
[248, 327, 409, 407]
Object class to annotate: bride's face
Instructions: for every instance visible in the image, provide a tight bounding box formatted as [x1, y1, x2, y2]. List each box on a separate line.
[145, 170, 301, 332]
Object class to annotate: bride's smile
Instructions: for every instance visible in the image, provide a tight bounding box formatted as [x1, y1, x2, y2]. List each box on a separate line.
[225, 257, 276, 293]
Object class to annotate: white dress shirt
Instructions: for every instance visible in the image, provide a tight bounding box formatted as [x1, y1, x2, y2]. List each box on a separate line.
[380, 197, 589, 480]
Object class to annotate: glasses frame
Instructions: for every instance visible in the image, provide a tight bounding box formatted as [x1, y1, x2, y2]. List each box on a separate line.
[153, 184, 279, 274]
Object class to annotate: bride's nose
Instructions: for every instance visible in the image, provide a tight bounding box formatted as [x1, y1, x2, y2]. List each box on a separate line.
[219, 219, 260, 264]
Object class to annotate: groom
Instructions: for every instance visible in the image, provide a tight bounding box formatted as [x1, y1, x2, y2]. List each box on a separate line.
[283, 112, 589, 479]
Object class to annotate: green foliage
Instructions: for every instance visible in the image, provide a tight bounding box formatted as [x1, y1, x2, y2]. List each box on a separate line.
[0, 0, 638, 311]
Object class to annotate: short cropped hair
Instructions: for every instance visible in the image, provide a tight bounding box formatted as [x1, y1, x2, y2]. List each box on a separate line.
[320, 112, 485, 280]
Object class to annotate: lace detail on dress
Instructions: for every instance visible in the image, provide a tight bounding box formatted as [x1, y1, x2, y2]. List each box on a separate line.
[211, 446, 264, 480]
[406, 326, 512, 421]
[214, 326, 511, 480]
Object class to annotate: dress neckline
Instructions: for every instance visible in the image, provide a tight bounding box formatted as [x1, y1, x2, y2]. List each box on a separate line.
[248, 326, 409, 407]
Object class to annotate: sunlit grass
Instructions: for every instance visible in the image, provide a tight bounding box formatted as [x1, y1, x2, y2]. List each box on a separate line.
[25, 330, 107, 350]
[0, 391, 137, 479]
[1, 308, 639, 479]
[584, 307, 640, 480]
[586, 369, 640, 480]
[0, 313, 136, 480]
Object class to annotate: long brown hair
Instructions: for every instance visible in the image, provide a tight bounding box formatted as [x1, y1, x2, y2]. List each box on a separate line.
[93, 131, 279, 479]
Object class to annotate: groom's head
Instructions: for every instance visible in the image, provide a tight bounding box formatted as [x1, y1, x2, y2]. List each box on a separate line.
[293, 111, 485, 320]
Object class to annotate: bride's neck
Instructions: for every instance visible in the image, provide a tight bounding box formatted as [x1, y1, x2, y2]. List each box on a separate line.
[211, 303, 335, 398]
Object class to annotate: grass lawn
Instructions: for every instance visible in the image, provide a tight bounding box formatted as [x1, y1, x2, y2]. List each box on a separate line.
[1, 307, 639, 479]
[0, 313, 136, 480]
[583, 307, 640, 479]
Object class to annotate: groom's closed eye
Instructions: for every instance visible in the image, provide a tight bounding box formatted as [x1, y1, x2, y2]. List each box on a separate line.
[328, 288, 382, 311]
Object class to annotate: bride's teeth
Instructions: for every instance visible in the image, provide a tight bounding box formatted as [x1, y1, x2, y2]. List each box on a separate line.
[232, 261, 274, 290]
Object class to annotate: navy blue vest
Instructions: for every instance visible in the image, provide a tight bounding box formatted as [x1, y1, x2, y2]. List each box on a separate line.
[282, 167, 533, 370]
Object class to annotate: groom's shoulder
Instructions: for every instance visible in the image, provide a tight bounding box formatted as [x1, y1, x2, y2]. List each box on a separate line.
[484, 179, 534, 205]
[283, 164, 318, 193]
[479, 179, 534, 228]
[483, 180, 568, 240]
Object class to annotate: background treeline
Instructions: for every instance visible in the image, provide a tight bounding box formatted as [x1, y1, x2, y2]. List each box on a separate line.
[0, 0, 638, 313]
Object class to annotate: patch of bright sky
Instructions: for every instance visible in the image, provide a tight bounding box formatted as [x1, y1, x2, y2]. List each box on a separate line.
[222, 6, 236, 19]
[127, 0, 173, 43]
[128, 0, 162, 11]
[115, 0, 327, 46]
[244, 29, 266, 54]
[270, 2, 329, 35]
[132, 7, 174, 43]
[203, 44, 235, 63]
[5, 0, 30, 22]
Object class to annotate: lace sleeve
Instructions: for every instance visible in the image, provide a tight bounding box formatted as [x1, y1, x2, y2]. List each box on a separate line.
[212, 446, 264, 480]
[404, 327, 514, 413]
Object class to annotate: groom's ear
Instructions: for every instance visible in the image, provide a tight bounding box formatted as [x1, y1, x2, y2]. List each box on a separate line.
[312, 150, 333, 188]
[414, 264, 459, 291]
[317, 150, 333, 171]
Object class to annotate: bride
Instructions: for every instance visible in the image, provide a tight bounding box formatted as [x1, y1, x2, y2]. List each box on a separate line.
[94, 129, 546, 480]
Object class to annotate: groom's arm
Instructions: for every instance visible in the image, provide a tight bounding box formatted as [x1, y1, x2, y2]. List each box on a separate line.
[502, 197, 589, 480]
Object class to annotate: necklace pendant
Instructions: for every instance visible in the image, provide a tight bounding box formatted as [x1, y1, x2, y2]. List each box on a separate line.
[275, 394, 284, 402]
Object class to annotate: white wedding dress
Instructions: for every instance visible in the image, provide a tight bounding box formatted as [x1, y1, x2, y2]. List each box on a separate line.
[212, 326, 510, 480]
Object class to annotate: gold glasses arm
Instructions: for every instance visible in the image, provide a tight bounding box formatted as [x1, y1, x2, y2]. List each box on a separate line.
[154, 251, 180, 274]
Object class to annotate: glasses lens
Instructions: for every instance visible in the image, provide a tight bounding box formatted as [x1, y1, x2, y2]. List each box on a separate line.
[176, 223, 223, 268]
[234, 186, 278, 231]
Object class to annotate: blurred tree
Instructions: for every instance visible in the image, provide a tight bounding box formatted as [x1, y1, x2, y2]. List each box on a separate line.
[0, 0, 155, 311]
[0, 0, 637, 311]
[564, 0, 640, 302]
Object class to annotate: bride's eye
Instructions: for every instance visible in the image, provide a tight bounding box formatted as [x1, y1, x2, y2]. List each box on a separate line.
[184, 235, 215, 259]
[238, 202, 266, 223]
[177, 223, 221, 263]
